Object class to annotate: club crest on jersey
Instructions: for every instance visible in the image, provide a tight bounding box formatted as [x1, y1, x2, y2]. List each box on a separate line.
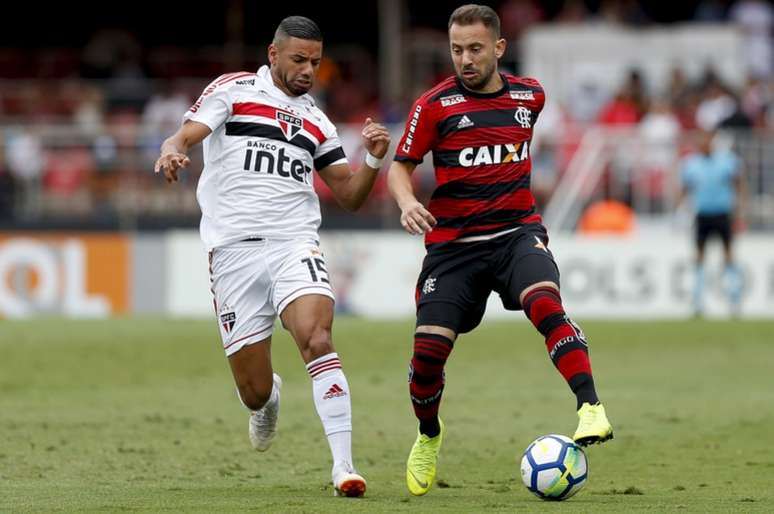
[458, 141, 529, 167]
[276, 110, 303, 140]
[219, 306, 236, 333]
[514, 106, 532, 128]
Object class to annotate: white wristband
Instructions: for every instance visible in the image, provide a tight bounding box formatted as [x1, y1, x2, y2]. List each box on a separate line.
[365, 152, 384, 170]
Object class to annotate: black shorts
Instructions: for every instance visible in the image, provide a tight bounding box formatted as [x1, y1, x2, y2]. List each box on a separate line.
[415, 224, 560, 334]
[696, 213, 732, 249]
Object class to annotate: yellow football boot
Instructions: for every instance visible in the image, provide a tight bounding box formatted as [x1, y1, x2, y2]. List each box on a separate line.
[406, 419, 445, 496]
[573, 402, 614, 446]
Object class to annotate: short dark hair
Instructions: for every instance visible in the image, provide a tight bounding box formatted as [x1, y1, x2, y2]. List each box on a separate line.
[274, 16, 323, 43]
[448, 4, 501, 38]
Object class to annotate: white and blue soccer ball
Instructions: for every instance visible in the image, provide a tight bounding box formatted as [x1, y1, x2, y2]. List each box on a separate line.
[520, 434, 588, 501]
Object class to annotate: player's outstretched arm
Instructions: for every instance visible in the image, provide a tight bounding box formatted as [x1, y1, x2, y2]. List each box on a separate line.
[317, 118, 391, 211]
[387, 160, 436, 236]
[154, 121, 212, 184]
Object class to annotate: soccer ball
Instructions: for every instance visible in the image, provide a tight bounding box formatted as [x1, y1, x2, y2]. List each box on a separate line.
[520, 434, 588, 501]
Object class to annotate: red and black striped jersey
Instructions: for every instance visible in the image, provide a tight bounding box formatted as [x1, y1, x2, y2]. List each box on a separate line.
[394, 74, 545, 247]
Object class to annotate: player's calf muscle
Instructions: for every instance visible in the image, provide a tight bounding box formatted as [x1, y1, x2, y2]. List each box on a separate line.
[237, 378, 273, 411]
[300, 327, 335, 362]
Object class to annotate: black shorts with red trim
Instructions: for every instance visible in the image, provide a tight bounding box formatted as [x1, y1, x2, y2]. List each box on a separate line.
[415, 223, 560, 334]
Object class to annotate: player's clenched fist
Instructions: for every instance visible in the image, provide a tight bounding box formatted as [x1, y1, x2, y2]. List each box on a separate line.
[399, 200, 437, 236]
[361, 117, 391, 159]
[154, 153, 191, 183]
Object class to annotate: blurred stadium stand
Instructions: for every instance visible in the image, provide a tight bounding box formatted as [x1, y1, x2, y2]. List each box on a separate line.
[0, 0, 771, 233]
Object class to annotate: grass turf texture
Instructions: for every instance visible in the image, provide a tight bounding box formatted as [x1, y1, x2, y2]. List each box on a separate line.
[1, 318, 772, 513]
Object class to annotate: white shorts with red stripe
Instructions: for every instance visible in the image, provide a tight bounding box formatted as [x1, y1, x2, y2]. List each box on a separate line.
[208, 237, 335, 357]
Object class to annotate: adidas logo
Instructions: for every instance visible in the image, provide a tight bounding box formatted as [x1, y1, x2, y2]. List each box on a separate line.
[457, 115, 474, 129]
[323, 383, 347, 400]
[236, 78, 255, 86]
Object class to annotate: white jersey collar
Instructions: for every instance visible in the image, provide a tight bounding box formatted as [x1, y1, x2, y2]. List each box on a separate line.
[256, 65, 314, 107]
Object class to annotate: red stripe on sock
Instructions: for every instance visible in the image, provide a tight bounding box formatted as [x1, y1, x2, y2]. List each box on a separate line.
[523, 290, 564, 326]
[545, 325, 576, 354]
[309, 362, 342, 378]
[307, 357, 340, 373]
[555, 349, 592, 382]
[414, 344, 451, 359]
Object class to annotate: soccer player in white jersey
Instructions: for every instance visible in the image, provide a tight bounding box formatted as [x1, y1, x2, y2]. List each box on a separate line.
[153, 16, 389, 498]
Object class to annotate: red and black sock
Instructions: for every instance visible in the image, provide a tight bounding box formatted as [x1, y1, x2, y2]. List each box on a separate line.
[522, 286, 599, 409]
[409, 332, 453, 437]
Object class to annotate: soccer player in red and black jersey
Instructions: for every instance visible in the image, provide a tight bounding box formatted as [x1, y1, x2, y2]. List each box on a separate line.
[388, 4, 614, 496]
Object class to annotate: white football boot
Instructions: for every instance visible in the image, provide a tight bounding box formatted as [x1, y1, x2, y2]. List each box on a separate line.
[248, 373, 282, 451]
[332, 461, 367, 497]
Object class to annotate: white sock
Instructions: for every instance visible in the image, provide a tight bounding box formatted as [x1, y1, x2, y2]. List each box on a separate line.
[236, 380, 279, 413]
[306, 352, 353, 467]
[724, 264, 743, 306]
[693, 265, 705, 312]
[328, 432, 352, 471]
[266, 382, 279, 407]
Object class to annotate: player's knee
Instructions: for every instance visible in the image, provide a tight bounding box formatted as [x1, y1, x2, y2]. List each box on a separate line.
[522, 285, 565, 336]
[237, 380, 272, 411]
[302, 326, 334, 362]
[415, 325, 457, 341]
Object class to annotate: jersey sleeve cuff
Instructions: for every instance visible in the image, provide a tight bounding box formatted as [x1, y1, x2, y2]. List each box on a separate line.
[314, 147, 347, 170]
[183, 113, 218, 132]
[394, 155, 423, 164]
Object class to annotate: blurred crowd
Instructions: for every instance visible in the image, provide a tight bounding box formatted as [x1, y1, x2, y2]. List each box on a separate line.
[0, 0, 771, 229]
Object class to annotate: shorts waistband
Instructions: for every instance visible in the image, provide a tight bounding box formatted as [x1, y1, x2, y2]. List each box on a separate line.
[452, 226, 521, 243]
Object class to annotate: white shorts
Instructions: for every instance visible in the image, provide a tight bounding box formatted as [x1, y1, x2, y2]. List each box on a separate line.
[208, 238, 335, 356]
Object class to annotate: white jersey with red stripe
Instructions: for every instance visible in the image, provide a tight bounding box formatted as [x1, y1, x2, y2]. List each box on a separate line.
[184, 65, 347, 250]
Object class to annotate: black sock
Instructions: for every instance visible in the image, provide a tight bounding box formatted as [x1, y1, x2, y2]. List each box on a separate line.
[419, 418, 440, 438]
[569, 373, 599, 410]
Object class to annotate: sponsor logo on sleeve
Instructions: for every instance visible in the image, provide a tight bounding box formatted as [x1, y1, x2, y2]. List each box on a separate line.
[401, 104, 423, 154]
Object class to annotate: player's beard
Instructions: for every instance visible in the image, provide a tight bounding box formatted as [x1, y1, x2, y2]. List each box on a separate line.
[283, 71, 313, 96]
[458, 61, 496, 91]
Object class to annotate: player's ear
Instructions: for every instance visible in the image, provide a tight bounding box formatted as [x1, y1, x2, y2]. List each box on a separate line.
[268, 43, 279, 66]
[494, 38, 506, 60]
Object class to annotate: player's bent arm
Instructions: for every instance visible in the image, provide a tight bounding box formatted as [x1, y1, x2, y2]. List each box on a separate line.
[317, 161, 380, 212]
[317, 118, 390, 211]
[387, 160, 418, 210]
[387, 160, 437, 235]
[161, 120, 211, 155]
[154, 121, 212, 183]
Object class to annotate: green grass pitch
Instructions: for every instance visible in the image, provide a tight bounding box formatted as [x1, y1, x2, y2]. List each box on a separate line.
[1, 318, 773, 512]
